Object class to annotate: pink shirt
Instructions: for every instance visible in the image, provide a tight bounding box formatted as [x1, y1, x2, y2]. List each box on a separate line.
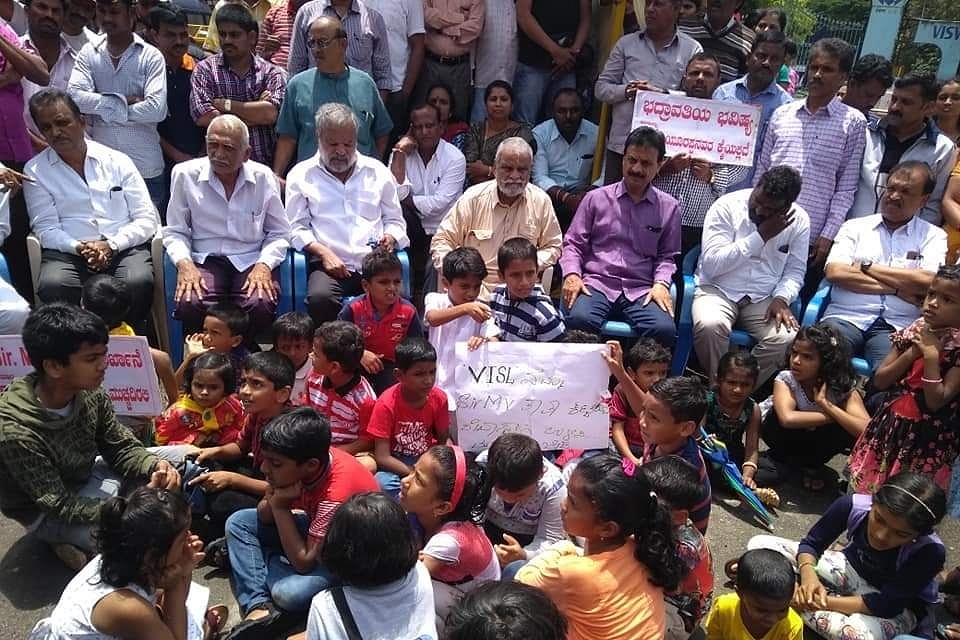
[0, 21, 32, 162]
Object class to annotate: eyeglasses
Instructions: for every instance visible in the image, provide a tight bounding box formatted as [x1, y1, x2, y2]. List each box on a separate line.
[307, 35, 344, 49]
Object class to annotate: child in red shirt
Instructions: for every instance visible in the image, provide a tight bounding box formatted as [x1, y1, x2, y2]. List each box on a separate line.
[224, 407, 379, 630]
[306, 321, 378, 472]
[338, 249, 424, 393]
[609, 339, 671, 465]
[366, 338, 450, 498]
[155, 352, 243, 446]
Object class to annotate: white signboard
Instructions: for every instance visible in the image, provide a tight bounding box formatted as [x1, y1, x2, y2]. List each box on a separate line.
[631, 93, 762, 166]
[452, 342, 610, 452]
[0, 335, 163, 416]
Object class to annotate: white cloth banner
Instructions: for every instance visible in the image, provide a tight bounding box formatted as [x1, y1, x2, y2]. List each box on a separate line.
[631, 93, 762, 166]
[0, 335, 163, 416]
[452, 342, 610, 452]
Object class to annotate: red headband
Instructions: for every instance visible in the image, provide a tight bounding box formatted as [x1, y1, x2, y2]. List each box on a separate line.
[449, 445, 467, 508]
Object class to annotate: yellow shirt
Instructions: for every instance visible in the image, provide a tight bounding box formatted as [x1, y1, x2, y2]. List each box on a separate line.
[202, 0, 275, 51]
[705, 593, 803, 640]
[109, 322, 137, 336]
[946, 158, 960, 264]
[516, 540, 665, 640]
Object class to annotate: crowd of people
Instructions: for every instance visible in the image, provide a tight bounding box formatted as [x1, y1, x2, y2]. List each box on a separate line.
[0, 0, 959, 637]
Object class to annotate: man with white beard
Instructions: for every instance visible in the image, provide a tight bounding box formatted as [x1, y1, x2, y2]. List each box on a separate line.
[430, 137, 562, 300]
[286, 102, 409, 323]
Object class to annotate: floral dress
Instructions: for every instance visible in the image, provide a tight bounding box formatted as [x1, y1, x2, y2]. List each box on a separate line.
[847, 319, 960, 494]
[704, 389, 755, 465]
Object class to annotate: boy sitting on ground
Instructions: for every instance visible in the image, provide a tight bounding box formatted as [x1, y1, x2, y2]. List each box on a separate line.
[272, 311, 315, 405]
[0, 304, 182, 570]
[489, 238, 565, 342]
[305, 321, 378, 473]
[338, 249, 424, 393]
[177, 302, 253, 386]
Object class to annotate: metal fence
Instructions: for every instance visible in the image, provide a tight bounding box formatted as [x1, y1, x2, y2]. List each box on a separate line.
[787, 11, 867, 68]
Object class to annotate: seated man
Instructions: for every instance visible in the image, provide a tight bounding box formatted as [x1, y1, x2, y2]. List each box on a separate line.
[389, 102, 466, 301]
[24, 89, 158, 330]
[0, 303, 182, 569]
[561, 126, 679, 346]
[693, 165, 809, 386]
[163, 114, 290, 336]
[532, 88, 598, 232]
[431, 137, 561, 300]
[286, 102, 408, 324]
[822, 160, 947, 370]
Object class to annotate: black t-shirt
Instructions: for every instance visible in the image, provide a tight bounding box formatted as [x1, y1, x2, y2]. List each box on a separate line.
[158, 62, 205, 158]
[879, 129, 923, 174]
[517, 0, 582, 69]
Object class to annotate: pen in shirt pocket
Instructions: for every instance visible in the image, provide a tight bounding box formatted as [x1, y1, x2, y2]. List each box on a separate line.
[109, 186, 122, 199]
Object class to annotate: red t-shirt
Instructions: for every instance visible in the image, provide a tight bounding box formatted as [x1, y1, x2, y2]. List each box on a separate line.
[338, 296, 423, 362]
[608, 384, 645, 448]
[365, 384, 449, 457]
[294, 448, 379, 544]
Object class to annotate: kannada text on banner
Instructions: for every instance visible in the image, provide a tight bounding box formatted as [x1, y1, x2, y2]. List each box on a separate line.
[631, 93, 761, 167]
[0, 335, 163, 416]
[452, 342, 610, 452]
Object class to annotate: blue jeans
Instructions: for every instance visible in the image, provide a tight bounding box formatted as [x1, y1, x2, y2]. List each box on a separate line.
[501, 559, 527, 581]
[226, 508, 338, 614]
[821, 316, 893, 371]
[470, 87, 488, 124]
[565, 291, 676, 348]
[512, 62, 575, 124]
[375, 453, 420, 499]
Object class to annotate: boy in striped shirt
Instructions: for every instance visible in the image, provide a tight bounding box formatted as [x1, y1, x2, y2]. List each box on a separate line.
[489, 237, 565, 342]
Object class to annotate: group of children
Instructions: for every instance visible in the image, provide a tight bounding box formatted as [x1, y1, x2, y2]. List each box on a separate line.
[18, 247, 960, 640]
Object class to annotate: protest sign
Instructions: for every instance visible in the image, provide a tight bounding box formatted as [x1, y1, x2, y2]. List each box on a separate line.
[451, 342, 610, 452]
[631, 93, 761, 166]
[0, 335, 163, 416]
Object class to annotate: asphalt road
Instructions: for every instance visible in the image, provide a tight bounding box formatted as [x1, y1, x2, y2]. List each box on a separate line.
[2, 463, 957, 640]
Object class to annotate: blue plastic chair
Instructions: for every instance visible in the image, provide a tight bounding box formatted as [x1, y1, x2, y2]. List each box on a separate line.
[291, 249, 411, 314]
[800, 280, 873, 378]
[675, 245, 802, 374]
[0, 253, 11, 284]
[164, 250, 295, 366]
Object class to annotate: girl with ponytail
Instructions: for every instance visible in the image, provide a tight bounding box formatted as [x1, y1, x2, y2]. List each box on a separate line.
[30, 487, 227, 640]
[517, 453, 685, 640]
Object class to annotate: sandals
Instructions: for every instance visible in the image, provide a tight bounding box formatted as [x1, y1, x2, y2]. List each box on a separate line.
[204, 605, 229, 640]
[222, 603, 284, 640]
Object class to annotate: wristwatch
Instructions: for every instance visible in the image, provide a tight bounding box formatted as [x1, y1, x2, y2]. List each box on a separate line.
[859, 260, 873, 273]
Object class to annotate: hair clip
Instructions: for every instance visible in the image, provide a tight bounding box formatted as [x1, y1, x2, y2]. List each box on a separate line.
[829, 337, 838, 347]
[621, 458, 637, 477]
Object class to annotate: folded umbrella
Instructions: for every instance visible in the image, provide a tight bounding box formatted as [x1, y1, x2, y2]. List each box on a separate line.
[698, 426, 776, 529]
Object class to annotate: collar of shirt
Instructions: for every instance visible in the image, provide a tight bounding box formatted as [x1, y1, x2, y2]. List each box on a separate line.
[92, 31, 149, 55]
[701, 15, 737, 36]
[217, 52, 258, 76]
[319, 65, 350, 80]
[637, 28, 681, 49]
[614, 179, 654, 206]
[46, 136, 108, 169]
[198, 159, 257, 196]
[545, 119, 591, 145]
[733, 73, 779, 97]
[481, 180, 531, 210]
[22, 32, 78, 59]
[321, 0, 359, 16]
[321, 371, 364, 396]
[868, 212, 924, 240]
[872, 116, 941, 145]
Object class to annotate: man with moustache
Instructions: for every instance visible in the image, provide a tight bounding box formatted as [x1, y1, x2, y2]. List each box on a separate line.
[713, 28, 792, 191]
[821, 161, 947, 370]
[286, 102, 408, 323]
[848, 73, 956, 224]
[61, 0, 95, 51]
[273, 14, 390, 180]
[654, 53, 748, 252]
[431, 136, 561, 299]
[841, 54, 893, 119]
[560, 126, 679, 346]
[755, 37, 866, 301]
[163, 115, 290, 336]
[678, 0, 754, 83]
[190, 3, 286, 167]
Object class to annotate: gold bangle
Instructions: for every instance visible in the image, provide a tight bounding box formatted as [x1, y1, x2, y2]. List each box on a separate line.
[797, 561, 817, 572]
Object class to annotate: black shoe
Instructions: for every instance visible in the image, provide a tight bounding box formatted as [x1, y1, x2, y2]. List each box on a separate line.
[222, 604, 285, 640]
[204, 537, 230, 570]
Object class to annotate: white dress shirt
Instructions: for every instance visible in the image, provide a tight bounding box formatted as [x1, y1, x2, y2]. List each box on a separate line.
[393, 139, 465, 234]
[363, 0, 425, 92]
[24, 140, 158, 254]
[823, 214, 947, 331]
[163, 158, 291, 272]
[286, 153, 409, 272]
[696, 188, 810, 304]
[68, 33, 168, 179]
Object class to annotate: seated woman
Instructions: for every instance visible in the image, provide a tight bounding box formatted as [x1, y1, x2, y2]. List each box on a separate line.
[427, 83, 469, 151]
[463, 81, 535, 186]
[747, 472, 946, 640]
[759, 324, 869, 490]
[23, 89, 157, 331]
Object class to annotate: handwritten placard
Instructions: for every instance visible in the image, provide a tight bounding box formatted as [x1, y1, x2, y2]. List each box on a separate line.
[452, 342, 610, 452]
[0, 335, 163, 416]
[631, 93, 762, 166]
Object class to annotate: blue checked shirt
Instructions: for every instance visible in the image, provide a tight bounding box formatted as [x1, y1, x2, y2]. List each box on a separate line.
[489, 284, 565, 342]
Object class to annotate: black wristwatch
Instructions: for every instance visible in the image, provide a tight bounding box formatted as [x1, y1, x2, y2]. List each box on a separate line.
[860, 260, 873, 273]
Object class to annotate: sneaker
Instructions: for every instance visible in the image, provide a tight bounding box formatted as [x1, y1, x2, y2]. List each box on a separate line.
[52, 543, 89, 572]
